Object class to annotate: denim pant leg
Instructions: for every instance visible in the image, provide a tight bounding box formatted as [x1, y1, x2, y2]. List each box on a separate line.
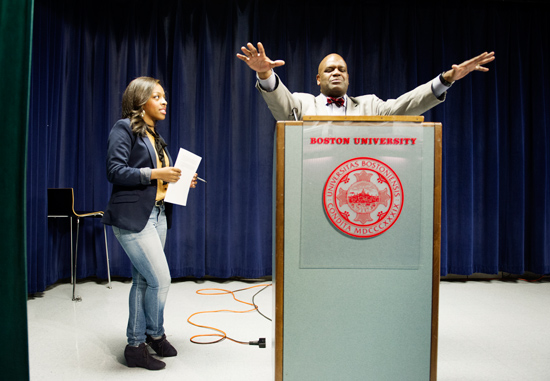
[112, 205, 171, 346]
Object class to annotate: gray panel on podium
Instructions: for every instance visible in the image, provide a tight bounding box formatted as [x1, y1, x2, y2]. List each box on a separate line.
[275, 118, 440, 381]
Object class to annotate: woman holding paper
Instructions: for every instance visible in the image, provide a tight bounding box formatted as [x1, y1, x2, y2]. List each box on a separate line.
[102, 77, 197, 370]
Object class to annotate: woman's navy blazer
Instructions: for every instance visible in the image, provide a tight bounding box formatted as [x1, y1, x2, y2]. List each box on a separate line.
[102, 118, 173, 232]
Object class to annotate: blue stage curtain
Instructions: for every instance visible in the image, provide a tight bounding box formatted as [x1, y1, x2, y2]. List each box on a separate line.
[27, 0, 550, 293]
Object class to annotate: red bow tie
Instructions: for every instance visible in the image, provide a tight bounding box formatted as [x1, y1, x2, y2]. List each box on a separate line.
[326, 96, 345, 107]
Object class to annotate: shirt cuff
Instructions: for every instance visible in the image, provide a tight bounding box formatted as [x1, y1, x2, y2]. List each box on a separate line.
[257, 72, 277, 92]
[140, 167, 152, 185]
[431, 74, 452, 99]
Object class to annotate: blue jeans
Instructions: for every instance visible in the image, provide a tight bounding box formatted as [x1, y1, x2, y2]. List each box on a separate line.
[112, 204, 171, 347]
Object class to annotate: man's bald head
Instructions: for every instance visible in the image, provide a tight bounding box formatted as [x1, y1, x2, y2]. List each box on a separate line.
[316, 54, 350, 97]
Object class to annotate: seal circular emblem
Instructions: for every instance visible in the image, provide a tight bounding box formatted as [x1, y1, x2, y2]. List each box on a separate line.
[323, 157, 404, 238]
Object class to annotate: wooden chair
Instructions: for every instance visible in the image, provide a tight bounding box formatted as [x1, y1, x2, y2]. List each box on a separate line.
[47, 188, 112, 301]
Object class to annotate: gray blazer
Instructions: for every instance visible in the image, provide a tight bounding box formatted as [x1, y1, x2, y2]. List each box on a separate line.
[256, 74, 445, 121]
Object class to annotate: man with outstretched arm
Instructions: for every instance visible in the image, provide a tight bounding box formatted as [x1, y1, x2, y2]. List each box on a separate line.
[237, 42, 495, 121]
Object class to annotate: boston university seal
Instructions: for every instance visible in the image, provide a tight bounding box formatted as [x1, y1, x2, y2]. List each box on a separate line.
[323, 157, 404, 238]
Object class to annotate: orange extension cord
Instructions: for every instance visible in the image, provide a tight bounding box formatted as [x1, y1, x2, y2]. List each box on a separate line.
[187, 284, 272, 345]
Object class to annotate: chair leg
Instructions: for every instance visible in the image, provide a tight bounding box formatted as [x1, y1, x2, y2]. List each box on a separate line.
[72, 217, 82, 302]
[69, 217, 73, 285]
[104, 225, 112, 289]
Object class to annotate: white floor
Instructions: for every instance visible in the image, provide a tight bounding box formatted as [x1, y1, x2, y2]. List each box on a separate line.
[27, 278, 274, 381]
[437, 278, 550, 381]
[27, 277, 550, 380]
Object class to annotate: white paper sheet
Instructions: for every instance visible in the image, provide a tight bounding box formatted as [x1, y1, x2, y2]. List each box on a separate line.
[164, 148, 202, 206]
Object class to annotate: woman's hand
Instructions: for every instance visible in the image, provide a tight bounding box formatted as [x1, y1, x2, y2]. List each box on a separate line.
[151, 167, 182, 183]
[190, 173, 198, 188]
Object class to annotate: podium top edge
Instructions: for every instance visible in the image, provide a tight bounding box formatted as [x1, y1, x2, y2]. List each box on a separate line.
[301, 115, 424, 122]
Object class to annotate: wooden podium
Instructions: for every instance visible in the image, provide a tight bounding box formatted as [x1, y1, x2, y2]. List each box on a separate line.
[274, 116, 441, 380]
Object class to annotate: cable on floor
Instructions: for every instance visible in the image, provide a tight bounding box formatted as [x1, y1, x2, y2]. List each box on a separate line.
[187, 283, 272, 347]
